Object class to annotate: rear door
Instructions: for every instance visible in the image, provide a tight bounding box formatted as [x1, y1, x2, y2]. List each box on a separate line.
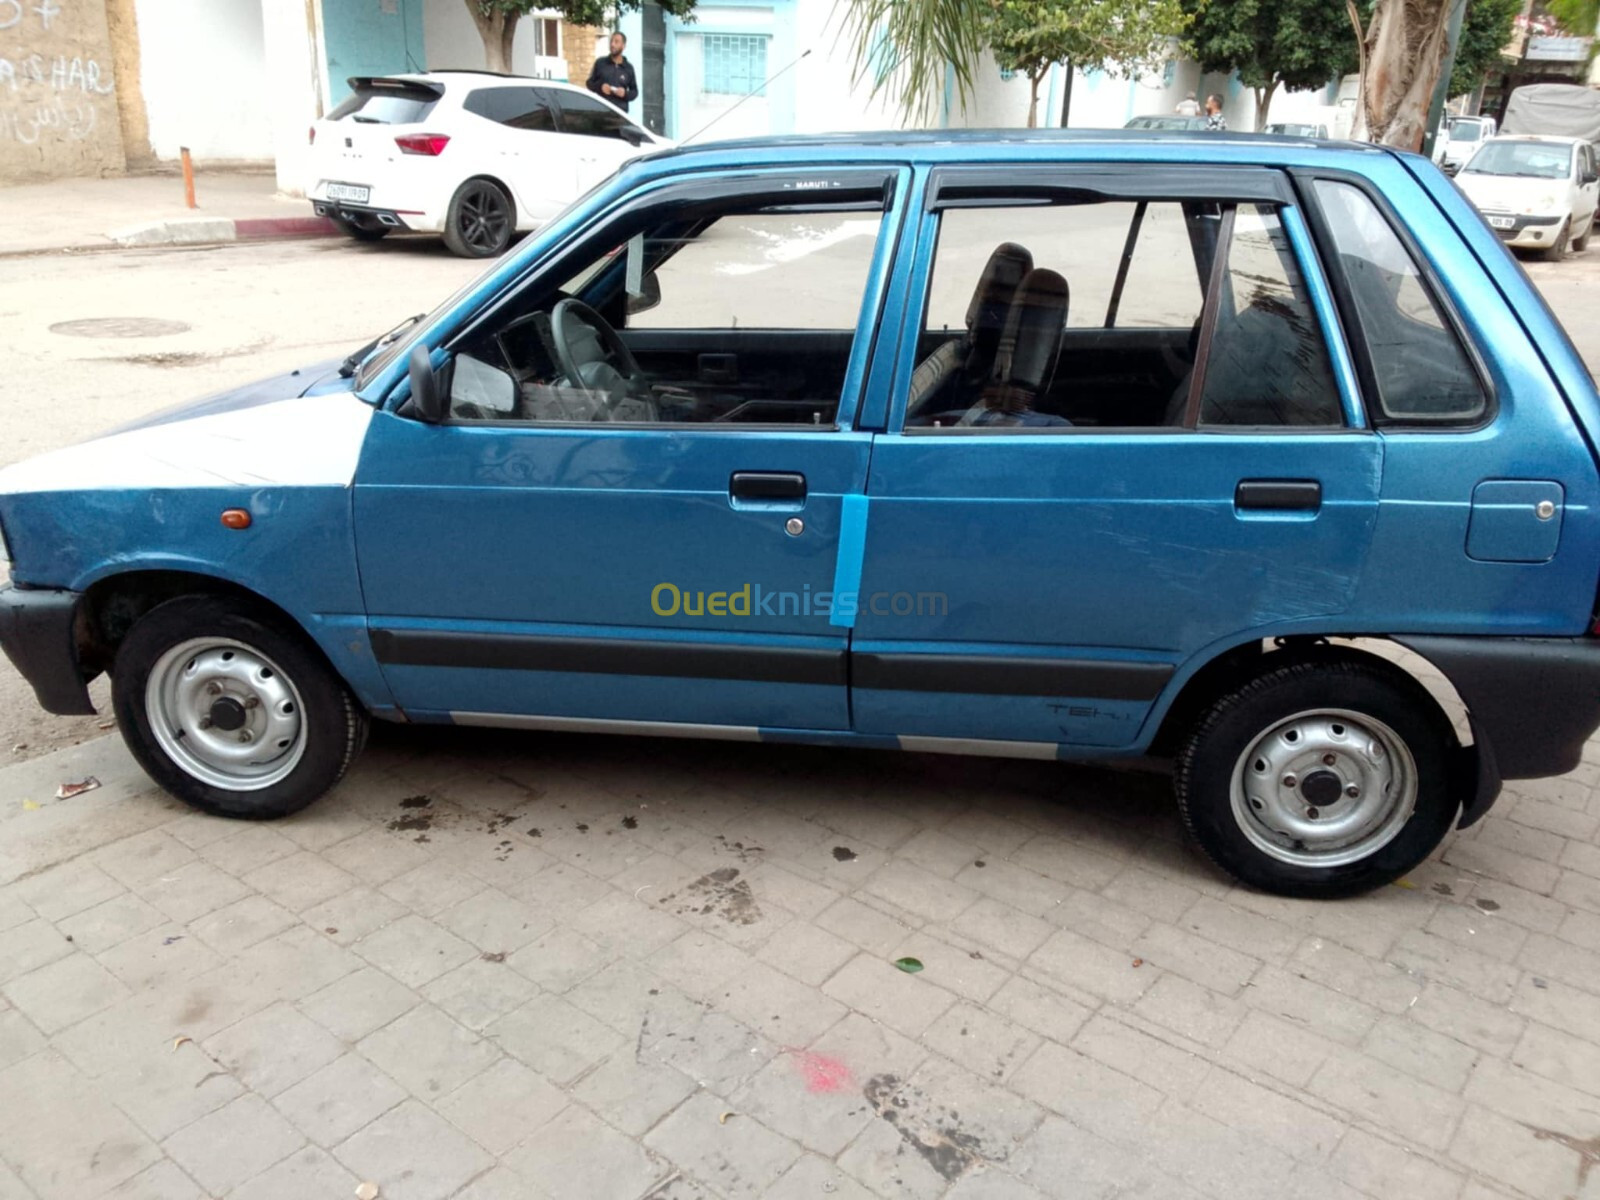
[552, 91, 652, 190]
[462, 85, 575, 222]
[850, 164, 1382, 752]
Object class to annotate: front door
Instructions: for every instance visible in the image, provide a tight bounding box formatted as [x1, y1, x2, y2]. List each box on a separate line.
[353, 167, 907, 734]
[850, 166, 1382, 752]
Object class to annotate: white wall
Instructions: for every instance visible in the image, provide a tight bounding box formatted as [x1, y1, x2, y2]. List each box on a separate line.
[422, 0, 566, 79]
[134, 0, 273, 161]
[786, 3, 916, 133]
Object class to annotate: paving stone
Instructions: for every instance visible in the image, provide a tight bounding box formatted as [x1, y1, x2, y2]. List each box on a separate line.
[1329, 1127, 1465, 1200]
[422, 955, 540, 1032]
[504, 1104, 668, 1200]
[730, 1046, 877, 1157]
[765, 1153, 877, 1200]
[334, 1098, 496, 1200]
[0, 1050, 162, 1200]
[1448, 1103, 1587, 1200]
[301, 885, 411, 946]
[241, 850, 360, 913]
[1192, 1065, 1345, 1162]
[1010, 1040, 1164, 1145]
[134, 860, 252, 924]
[95, 830, 197, 889]
[923, 1000, 1042, 1083]
[359, 1004, 501, 1099]
[322, 828, 438, 887]
[1463, 1056, 1600, 1135]
[298, 964, 421, 1041]
[1520, 931, 1600, 994]
[1361, 1011, 1479, 1093]
[1290, 935, 1423, 1013]
[54, 891, 165, 955]
[715, 958, 849, 1047]
[1509, 973, 1600, 1040]
[1129, 922, 1261, 996]
[1070, 1012, 1211, 1098]
[1129, 972, 1248, 1048]
[821, 954, 957, 1038]
[645, 1089, 802, 1198]
[94, 923, 225, 991]
[1011, 834, 1126, 892]
[196, 824, 298, 876]
[2, 950, 128, 1034]
[1140, 1098, 1299, 1200]
[952, 859, 1073, 920]
[1028, 928, 1156, 1005]
[435, 886, 552, 954]
[1011, 1113, 1194, 1200]
[0, 919, 73, 984]
[1405, 980, 1527, 1058]
[163, 1092, 304, 1196]
[1178, 896, 1304, 961]
[228, 1144, 360, 1200]
[450, 1166, 548, 1200]
[0, 1006, 44, 1072]
[273, 1052, 409, 1146]
[1041, 887, 1153, 947]
[203, 1001, 345, 1097]
[863, 860, 980, 925]
[101, 1159, 205, 1200]
[1511, 1019, 1600, 1099]
[948, 896, 1055, 961]
[570, 1050, 700, 1137]
[506, 926, 610, 992]
[486, 994, 626, 1085]
[11, 860, 124, 921]
[186, 893, 295, 955]
[755, 919, 858, 986]
[435, 1056, 568, 1154]
[1306, 1052, 1465, 1151]
[646, 1006, 779, 1092]
[835, 1110, 961, 1200]
[814, 895, 920, 957]
[354, 913, 478, 988]
[1243, 966, 1381, 1047]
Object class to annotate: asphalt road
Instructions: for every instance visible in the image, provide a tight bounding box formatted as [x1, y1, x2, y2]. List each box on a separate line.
[1, 231, 1597, 763]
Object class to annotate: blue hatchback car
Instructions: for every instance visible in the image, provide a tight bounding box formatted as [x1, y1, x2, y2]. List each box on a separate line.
[4, 132, 1599, 898]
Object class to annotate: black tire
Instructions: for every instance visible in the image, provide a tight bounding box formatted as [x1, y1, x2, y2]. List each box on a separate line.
[1174, 652, 1459, 899]
[332, 216, 391, 243]
[442, 179, 514, 258]
[111, 595, 368, 820]
[1540, 219, 1571, 262]
[1573, 216, 1591, 252]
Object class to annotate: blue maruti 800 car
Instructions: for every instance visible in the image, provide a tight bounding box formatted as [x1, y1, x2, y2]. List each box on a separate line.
[4, 132, 1599, 899]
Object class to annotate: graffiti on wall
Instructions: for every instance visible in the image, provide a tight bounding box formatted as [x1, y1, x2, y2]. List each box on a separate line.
[0, 0, 125, 181]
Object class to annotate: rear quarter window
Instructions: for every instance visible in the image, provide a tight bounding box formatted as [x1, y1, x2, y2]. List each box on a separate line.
[1312, 179, 1487, 424]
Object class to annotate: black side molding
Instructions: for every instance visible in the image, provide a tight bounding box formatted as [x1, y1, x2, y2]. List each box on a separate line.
[370, 629, 845, 687]
[0, 586, 95, 716]
[855, 653, 1172, 700]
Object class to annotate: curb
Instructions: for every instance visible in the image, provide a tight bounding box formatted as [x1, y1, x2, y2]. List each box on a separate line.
[107, 214, 338, 249]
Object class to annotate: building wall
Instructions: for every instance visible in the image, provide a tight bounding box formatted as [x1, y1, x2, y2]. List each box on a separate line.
[420, 0, 568, 79]
[131, 0, 272, 163]
[321, 0, 425, 104]
[0, 0, 126, 182]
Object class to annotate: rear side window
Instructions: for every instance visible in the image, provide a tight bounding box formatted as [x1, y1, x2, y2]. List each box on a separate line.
[464, 87, 558, 132]
[327, 83, 439, 125]
[1199, 206, 1343, 427]
[555, 91, 633, 140]
[1313, 180, 1486, 424]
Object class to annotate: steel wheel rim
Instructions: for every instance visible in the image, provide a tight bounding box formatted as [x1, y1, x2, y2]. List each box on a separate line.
[458, 184, 508, 252]
[1229, 708, 1417, 868]
[144, 637, 308, 790]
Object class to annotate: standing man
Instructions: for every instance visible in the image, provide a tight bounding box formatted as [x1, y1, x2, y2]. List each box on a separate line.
[588, 32, 639, 113]
[1204, 94, 1227, 131]
[1175, 92, 1200, 117]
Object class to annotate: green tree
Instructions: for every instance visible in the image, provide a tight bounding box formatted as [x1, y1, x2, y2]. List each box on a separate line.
[842, 0, 1184, 125]
[463, 0, 695, 74]
[987, 0, 1188, 128]
[1448, 0, 1519, 98]
[1183, 0, 1358, 130]
[1548, 0, 1600, 36]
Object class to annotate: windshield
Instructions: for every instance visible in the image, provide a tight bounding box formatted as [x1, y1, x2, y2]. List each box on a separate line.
[1462, 140, 1573, 180]
[1449, 120, 1486, 143]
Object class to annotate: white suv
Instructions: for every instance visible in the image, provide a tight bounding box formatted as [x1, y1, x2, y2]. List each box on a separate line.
[307, 71, 671, 257]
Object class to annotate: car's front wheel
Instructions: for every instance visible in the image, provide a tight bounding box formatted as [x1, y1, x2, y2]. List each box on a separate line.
[443, 179, 515, 258]
[1540, 218, 1571, 261]
[1573, 214, 1592, 253]
[1175, 653, 1458, 898]
[111, 596, 368, 819]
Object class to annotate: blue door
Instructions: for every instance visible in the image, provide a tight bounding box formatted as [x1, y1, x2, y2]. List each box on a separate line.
[353, 167, 907, 735]
[848, 167, 1381, 753]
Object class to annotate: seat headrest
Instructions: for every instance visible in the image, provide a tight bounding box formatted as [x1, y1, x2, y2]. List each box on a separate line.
[993, 268, 1069, 394]
[966, 242, 1034, 333]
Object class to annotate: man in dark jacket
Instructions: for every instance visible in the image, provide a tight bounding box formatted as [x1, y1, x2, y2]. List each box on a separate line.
[587, 32, 638, 113]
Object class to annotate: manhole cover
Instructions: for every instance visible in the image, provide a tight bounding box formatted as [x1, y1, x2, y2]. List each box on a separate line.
[49, 317, 191, 339]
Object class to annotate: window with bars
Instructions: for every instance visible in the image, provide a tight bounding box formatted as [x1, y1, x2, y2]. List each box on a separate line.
[702, 33, 767, 96]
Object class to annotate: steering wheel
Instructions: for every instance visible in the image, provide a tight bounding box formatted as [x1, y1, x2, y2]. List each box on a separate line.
[549, 298, 657, 422]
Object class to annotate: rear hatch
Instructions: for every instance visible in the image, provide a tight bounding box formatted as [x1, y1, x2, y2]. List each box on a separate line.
[309, 77, 445, 205]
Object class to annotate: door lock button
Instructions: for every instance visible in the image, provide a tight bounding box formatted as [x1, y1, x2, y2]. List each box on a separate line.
[1536, 500, 1556, 520]
[785, 518, 804, 536]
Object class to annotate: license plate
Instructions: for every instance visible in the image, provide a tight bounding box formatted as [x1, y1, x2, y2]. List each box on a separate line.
[1487, 215, 1515, 230]
[326, 183, 370, 203]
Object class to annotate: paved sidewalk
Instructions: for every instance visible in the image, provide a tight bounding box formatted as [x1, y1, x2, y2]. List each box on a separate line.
[1, 710, 1598, 1199]
[0, 171, 331, 256]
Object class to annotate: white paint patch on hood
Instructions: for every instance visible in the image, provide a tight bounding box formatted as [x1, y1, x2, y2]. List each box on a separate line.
[0, 393, 375, 495]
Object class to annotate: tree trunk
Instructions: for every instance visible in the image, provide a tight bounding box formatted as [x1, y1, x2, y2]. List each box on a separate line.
[1027, 68, 1044, 129]
[1361, 0, 1456, 148]
[1254, 79, 1279, 131]
[465, 2, 521, 73]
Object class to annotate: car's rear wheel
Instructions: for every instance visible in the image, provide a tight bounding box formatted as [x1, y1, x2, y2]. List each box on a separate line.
[332, 215, 391, 243]
[443, 180, 514, 258]
[111, 596, 367, 819]
[1540, 218, 1571, 261]
[1175, 653, 1458, 898]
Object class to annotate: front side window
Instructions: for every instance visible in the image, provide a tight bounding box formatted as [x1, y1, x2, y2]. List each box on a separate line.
[440, 187, 888, 426]
[1313, 179, 1486, 423]
[556, 91, 633, 139]
[907, 190, 1342, 432]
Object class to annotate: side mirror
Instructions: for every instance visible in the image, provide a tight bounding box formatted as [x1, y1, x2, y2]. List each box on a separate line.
[1585, 171, 1598, 186]
[627, 272, 661, 316]
[405, 343, 449, 423]
[619, 125, 647, 148]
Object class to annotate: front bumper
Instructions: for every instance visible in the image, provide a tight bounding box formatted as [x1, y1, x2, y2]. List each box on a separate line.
[1397, 635, 1600, 824]
[0, 585, 95, 715]
[1481, 212, 1565, 248]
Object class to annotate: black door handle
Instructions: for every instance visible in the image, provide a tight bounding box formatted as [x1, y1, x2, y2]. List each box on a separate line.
[1235, 479, 1321, 511]
[730, 471, 806, 501]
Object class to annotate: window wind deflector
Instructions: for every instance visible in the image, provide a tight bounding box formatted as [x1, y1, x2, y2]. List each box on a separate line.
[929, 167, 1293, 209]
